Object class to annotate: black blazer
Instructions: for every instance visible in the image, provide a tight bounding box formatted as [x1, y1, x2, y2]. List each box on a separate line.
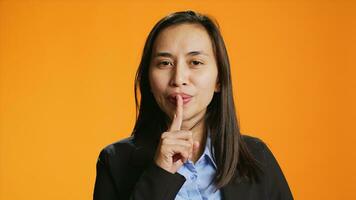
[93, 135, 293, 200]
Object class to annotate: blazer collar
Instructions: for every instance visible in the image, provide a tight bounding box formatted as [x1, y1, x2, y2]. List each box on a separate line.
[129, 137, 247, 199]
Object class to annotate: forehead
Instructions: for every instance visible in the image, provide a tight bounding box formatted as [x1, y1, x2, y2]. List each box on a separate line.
[152, 23, 214, 55]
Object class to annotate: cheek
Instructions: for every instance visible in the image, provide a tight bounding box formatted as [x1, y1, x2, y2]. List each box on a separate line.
[196, 70, 218, 91]
[149, 71, 169, 101]
[194, 72, 218, 103]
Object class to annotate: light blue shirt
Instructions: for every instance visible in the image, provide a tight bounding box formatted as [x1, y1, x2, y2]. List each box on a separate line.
[175, 135, 222, 200]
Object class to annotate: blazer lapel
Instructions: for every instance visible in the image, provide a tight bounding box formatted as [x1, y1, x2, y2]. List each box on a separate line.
[129, 142, 257, 200]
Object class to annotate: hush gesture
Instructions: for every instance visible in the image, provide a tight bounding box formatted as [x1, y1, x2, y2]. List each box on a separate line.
[154, 95, 200, 174]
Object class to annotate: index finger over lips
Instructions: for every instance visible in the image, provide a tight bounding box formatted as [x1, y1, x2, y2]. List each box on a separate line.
[169, 95, 183, 131]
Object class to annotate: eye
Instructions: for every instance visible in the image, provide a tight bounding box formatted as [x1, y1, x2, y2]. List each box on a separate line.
[158, 60, 173, 67]
[191, 60, 204, 66]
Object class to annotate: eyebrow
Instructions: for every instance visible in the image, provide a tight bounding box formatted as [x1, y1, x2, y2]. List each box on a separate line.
[153, 51, 209, 58]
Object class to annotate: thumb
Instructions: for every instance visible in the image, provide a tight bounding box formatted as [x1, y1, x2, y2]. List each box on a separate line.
[173, 159, 184, 169]
[193, 141, 200, 154]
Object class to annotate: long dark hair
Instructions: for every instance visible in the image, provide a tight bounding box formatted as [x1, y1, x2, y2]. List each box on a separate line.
[132, 10, 262, 188]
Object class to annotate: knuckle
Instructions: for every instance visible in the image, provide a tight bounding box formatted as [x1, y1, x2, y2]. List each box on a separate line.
[162, 139, 172, 145]
[186, 145, 192, 151]
[184, 131, 192, 136]
[185, 140, 191, 147]
[179, 130, 189, 136]
[161, 132, 169, 139]
[161, 140, 167, 145]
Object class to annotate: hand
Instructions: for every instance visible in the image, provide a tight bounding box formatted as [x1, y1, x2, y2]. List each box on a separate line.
[154, 95, 200, 174]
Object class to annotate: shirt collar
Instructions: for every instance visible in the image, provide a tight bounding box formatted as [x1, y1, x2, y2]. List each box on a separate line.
[202, 129, 217, 169]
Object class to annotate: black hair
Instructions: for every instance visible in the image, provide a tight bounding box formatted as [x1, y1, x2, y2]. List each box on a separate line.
[132, 10, 262, 188]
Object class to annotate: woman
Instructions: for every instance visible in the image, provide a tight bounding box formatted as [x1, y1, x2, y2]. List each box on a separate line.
[94, 10, 293, 200]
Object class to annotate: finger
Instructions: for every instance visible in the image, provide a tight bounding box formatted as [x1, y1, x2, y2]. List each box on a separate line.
[172, 154, 182, 162]
[162, 138, 193, 148]
[161, 130, 193, 141]
[172, 152, 189, 163]
[192, 141, 200, 154]
[169, 95, 183, 131]
[188, 141, 200, 160]
[168, 145, 190, 161]
[172, 158, 184, 168]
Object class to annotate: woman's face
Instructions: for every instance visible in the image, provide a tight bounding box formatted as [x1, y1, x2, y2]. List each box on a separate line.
[149, 23, 220, 123]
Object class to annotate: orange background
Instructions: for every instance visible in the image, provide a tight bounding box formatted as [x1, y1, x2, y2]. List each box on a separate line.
[1, 0, 355, 199]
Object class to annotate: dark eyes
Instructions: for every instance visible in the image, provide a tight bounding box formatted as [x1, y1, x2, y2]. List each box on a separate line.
[191, 60, 203, 66]
[158, 61, 173, 66]
[157, 60, 204, 67]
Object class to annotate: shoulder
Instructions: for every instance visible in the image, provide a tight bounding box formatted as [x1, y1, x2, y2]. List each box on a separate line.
[97, 136, 155, 168]
[97, 136, 137, 165]
[241, 134, 265, 147]
[241, 135, 294, 199]
[240, 134, 275, 166]
[241, 134, 267, 154]
[101, 136, 136, 154]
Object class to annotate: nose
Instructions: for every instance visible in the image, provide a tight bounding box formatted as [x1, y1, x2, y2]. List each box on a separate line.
[170, 61, 188, 87]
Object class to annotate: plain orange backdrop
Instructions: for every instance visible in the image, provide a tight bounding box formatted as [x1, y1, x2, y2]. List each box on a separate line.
[1, 0, 355, 199]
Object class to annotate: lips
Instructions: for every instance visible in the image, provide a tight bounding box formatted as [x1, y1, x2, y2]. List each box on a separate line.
[167, 93, 192, 105]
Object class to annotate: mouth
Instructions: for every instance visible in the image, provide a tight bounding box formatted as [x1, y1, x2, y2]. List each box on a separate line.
[167, 93, 192, 106]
